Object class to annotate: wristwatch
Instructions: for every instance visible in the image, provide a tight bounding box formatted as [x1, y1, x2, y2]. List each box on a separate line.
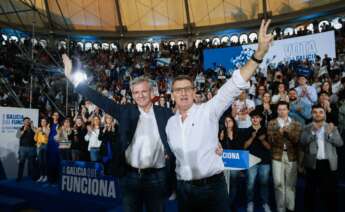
[251, 53, 263, 64]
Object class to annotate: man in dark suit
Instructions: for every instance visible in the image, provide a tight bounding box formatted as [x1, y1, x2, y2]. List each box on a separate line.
[63, 55, 174, 212]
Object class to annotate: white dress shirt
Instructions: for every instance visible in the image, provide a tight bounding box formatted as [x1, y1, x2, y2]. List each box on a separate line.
[125, 106, 165, 169]
[166, 69, 249, 180]
[314, 126, 327, 160]
[277, 117, 292, 150]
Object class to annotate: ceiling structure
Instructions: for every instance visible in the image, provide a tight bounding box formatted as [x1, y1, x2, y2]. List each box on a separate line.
[0, 0, 344, 38]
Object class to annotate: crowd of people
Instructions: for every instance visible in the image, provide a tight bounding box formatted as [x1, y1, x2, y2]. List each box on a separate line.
[2, 18, 345, 212]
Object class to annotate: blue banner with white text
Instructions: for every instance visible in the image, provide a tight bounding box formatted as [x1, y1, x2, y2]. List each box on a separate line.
[222, 150, 249, 170]
[60, 160, 121, 200]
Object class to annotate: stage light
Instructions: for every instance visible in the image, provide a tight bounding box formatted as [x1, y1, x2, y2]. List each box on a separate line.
[72, 71, 87, 85]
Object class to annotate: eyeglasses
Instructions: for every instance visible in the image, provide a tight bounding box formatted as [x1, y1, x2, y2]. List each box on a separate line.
[173, 86, 195, 94]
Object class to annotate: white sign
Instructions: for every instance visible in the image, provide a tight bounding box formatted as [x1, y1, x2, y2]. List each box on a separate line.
[245, 31, 336, 74]
[0, 107, 39, 178]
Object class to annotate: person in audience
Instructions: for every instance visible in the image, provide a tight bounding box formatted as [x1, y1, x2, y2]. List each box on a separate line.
[288, 88, 312, 125]
[16, 117, 36, 182]
[34, 117, 50, 182]
[243, 110, 272, 212]
[300, 104, 343, 212]
[267, 101, 302, 212]
[318, 91, 338, 125]
[71, 116, 87, 161]
[55, 118, 74, 161]
[84, 116, 102, 162]
[255, 92, 277, 128]
[232, 90, 255, 128]
[99, 114, 117, 175]
[47, 112, 61, 184]
[295, 75, 318, 106]
[219, 115, 243, 212]
[272, 83, 289, 104]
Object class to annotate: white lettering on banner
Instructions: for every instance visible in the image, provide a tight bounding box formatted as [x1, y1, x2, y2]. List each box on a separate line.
[284, 40, 317, 60]
[223, 152, 240, 160]
[61, 175, 116, 198]
[64, 166, 97, 177]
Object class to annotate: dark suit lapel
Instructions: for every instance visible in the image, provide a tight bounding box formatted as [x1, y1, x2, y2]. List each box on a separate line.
[153, 106, 166, 142]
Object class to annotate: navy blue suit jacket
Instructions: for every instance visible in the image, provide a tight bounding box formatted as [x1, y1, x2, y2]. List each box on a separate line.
[75, 83, 175, 179]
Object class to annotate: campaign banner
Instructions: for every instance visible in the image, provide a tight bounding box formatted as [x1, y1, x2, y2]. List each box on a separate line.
[60, 160, 121, 200]
[204, 31, 336, 75]
[0, 107, 39, 179]
[222, 149, 261, 170]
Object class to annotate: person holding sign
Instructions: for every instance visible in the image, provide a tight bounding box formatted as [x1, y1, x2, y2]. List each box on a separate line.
[165, 19, 273, 212]
[219, 115, 243, 212]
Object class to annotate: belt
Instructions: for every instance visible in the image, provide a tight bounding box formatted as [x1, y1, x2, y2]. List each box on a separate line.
[127, 165, 163, 175]
[182, 172, 224, 186]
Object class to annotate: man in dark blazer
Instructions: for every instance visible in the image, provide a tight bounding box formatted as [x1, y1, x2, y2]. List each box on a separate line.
[63, 55, 174, 212]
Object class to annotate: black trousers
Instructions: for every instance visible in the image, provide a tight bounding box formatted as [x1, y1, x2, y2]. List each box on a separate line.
[176, 173, 230, 212]
[304, 159, 338, 212]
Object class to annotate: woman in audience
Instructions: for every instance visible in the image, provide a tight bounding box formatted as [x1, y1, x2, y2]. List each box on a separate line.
[219, 115, 243, 212]
[99, 114, 117, 175]
[55, 118, 74, 161]
[34, 117, 50, 182]
[85, 116, 102, 162]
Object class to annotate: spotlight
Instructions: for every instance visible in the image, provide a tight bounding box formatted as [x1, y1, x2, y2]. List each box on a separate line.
[72, 70, 87, 85]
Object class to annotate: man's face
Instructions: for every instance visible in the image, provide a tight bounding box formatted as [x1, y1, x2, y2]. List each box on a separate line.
[251, 116, 262, 126]
[298, 76, 307, 86]
[23, 118, 30, 126]
[277, 104, 289, 118]
[172, 79, 195, 112]
[131, 81, 153, 109]
[312, 108, 326, 122]
[288, 90, 297, 101]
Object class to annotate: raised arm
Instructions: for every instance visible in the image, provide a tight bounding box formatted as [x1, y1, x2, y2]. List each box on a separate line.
[62, 54, 122, 119]
[207, 19, 273, 119]
[240, 19, 273, 81]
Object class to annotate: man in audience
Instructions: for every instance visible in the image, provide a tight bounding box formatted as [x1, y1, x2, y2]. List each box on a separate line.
[288, 88, 312, 125]
[267, 101, 302, 212]
[243, 110, 272, 212]
[300, 104, 343, 212]
[295, 75, 318, 106]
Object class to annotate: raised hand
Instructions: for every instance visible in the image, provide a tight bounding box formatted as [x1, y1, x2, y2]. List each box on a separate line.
[62, 54, 73, 81]
[255, 19, 274, 60]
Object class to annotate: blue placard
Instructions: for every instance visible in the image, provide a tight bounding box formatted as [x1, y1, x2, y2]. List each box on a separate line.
[222, 150, 249, 169]
[60, 160, 121, 200]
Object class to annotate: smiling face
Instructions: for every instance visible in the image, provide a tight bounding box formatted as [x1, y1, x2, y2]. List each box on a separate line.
[172, 79, 195, 113]
[131, 81, 153, 109]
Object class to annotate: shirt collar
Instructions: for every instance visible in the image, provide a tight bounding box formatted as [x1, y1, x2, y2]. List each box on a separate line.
[177, 103, 196, 119]
[277, 117, 291, 127]
[138, 105, 154, 117]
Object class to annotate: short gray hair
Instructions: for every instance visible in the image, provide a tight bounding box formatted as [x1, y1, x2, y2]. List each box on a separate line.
[130, 76, 154, 91]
